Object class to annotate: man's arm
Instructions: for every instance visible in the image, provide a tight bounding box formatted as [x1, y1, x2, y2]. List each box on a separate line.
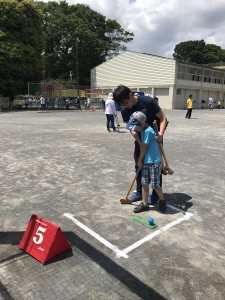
[130, 131, 142, 145]
[155, 110, 167, 142]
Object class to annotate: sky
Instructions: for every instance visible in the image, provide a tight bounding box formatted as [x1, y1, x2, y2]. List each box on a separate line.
[39, 0, 225, 58]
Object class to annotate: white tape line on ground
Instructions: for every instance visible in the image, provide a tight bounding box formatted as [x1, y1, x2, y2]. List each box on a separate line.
[122, 207, 193, 256]
[63, 213, 128, 258]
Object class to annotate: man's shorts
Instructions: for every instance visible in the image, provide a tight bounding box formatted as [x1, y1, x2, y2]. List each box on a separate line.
[141, 162, 162, 188]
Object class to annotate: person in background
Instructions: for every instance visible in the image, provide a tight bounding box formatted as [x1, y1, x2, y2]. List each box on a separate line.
[102, 98, 105, 110]
[77, 97, 81, 110]
[185, 95, 193, 119]
[84, 98, 87, 110]
[208, 97, 214, 111]
[217, 99, 221, 109]
[99, 98, 105, 111]
[105, 93, 118, 133]
[87, 97, 92, 110]
[65, 98, 70, 110]
[25, 98, 29, 109]
[40, 96, 45, 111]
[28, 97, 32, 109]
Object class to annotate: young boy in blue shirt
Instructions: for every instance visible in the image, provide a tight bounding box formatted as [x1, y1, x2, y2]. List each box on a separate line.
[126, 111, 167, 213]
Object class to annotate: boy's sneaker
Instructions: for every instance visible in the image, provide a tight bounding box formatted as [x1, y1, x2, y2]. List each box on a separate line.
[129, 191, 142, 202]
[148, 194, 158, 205]
[107, 129, 111, 132]
[158, 200, 167, 213]
[133, 202, 149, 213]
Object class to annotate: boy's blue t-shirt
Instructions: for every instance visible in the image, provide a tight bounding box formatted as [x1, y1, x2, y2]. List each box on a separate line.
[141, 126, 161, 164]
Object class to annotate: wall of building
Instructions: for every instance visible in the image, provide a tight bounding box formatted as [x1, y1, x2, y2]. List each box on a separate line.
[154, 87, 171, 109]
[91, 51, 225, 109]
[175, 80, 222, 109]
[175, 62, 225, 109]
[91, 51, 176, 89]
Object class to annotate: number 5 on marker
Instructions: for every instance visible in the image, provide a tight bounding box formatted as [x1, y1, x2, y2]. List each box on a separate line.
[33, 226, 46, 244]
[19, 214, 71, 264]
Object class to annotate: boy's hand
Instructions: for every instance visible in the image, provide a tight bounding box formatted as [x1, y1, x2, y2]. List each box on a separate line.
[138, 160, 143, 169]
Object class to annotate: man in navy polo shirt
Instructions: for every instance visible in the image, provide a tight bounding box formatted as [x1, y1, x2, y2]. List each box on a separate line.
[113, 85, 168, 204]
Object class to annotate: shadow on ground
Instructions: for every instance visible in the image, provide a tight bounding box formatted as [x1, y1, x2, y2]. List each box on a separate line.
[165, 192, 193, 212]
[0, 231, 166, 300]
[130, 192, 193, 215]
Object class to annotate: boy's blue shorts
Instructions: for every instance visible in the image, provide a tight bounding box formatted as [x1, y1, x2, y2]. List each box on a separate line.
[141, 162, 162, 188]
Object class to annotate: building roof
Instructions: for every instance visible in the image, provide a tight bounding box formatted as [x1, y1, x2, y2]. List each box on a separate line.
[92, 50, 174, 70]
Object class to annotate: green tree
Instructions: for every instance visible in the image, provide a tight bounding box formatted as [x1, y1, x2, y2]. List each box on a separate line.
[173, 40, 206, 63]
[38, 1, 134, 86]
[173, 40, 225, 64]
[0, 0, 43, 101]
[220, 49, 225, 62]
[204, 44, 223, 64]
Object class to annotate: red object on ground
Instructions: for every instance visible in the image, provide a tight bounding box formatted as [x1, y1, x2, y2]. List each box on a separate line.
[19, 214, 71, 264]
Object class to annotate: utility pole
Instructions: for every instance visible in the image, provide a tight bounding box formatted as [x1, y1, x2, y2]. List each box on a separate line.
[27, 82, 30, 99]
[76, 38, 79, 98]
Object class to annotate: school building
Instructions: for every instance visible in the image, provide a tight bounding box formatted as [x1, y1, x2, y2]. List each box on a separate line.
[90, 50, 225, 109]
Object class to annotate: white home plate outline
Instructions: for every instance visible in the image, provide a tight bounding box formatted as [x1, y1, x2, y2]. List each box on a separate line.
[63, 213, 128, 258]
[63, 205, 193, 258]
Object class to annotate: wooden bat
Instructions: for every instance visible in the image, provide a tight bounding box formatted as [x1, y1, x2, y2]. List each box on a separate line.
[158, 143, 174, 175]
[160, 147, 168, 175]
[120, 169, 141, 204]
[153, 121, 174, 175]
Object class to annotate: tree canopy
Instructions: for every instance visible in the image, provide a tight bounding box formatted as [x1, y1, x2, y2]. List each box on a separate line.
[0, 0, 43, 100]
[173, 40, 225, 64]
[0, 0, 133, 100]
[38, 1, 134, 87]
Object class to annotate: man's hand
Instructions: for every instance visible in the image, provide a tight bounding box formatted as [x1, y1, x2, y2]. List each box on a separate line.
[155, 133, 163, 142]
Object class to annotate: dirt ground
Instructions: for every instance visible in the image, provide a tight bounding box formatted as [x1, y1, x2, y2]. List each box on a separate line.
[1, 108, 225, 300]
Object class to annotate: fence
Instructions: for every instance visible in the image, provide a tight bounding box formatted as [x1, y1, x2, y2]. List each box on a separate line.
[27, 83, 86, 99]
[0, 97, 9, 111]
[12, 98, 104, 110]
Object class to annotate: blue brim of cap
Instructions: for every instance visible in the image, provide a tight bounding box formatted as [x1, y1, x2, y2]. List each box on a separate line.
[126, 123, 141, 132]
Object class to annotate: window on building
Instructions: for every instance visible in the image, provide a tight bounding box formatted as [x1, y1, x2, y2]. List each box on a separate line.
[204, 76, 210, 83]
[178, 65, 223, 84]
